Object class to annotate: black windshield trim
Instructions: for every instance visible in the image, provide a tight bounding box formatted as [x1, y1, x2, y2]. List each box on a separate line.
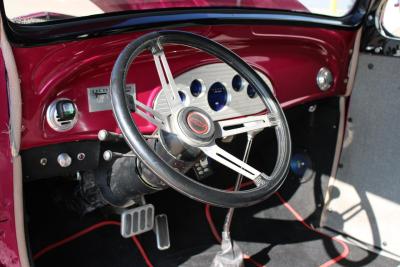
[1, 1, 370, 47]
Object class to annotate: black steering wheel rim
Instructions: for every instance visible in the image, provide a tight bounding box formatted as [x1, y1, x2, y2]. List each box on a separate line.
[110, 30, 291, 208]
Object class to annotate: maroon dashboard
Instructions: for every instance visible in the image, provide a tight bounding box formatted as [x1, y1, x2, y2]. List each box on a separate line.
[12, 25, 356, 150]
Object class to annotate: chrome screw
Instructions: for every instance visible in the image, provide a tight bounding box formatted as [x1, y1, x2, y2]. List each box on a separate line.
[77, 153, 86, 161]
[40, 158, 47, 166]
[308, 105, 317, 113]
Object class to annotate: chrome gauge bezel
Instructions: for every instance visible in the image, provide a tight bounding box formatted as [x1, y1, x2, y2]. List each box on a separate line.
[46, 98, 78, 132]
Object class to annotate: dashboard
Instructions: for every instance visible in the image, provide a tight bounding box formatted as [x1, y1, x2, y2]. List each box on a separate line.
[12, 25, 356, 150]
[48, 63, 271, 137]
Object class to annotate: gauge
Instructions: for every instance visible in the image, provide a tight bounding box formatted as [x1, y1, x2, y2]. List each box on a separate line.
[190, 79, 204, 97]
[247, 84, 257, 98]
[178, 90, 189, 106]
[232, 75, 244, 92]
[208, 82, 228, 111]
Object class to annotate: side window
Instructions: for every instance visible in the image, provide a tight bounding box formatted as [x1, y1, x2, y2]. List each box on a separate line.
[377, 0, 400, 39]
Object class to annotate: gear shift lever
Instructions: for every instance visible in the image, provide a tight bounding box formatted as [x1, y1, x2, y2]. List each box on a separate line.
[211, 128, 262, 267]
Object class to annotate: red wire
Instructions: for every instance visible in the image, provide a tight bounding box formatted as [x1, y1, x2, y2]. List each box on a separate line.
[205, 204, 222, 243]
[205, 204, 264, 267]
[204, 184, 350, 267]
[275, 192, 350, 267]
[32, 186, 349, 267]
[205, 181, 265, 267]
[33, 220, 154, 267]
[131, 233, 154, 267]
[204, 181, 255, 244]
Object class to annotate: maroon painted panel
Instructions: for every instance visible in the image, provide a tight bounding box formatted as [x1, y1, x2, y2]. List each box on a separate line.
[12, 25, 356, 150]
[0, 51, 21, 266]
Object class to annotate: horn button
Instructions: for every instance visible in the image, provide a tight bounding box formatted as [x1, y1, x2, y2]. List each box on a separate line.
[177, 107, 215, 144]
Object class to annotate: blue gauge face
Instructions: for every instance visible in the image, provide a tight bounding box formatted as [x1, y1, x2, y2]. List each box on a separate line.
[178, 91, 186, 102]
[208, 82, 228, 111]
[190, 79, 203, 97]
[178, 90, 189, 106]
[232, 75, 243, 92]
[247, 84, 257, 98]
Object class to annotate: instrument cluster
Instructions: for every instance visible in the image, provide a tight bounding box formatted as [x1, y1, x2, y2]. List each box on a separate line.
[154, 63, 273, 121]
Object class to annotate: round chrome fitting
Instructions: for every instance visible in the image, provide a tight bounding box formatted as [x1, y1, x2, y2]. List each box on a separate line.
[98, 129, 108, 141]
[46, 98, 78, 132]
[57, 153, 72, 167]
[103, 150, 113, 161]
[316, 67, 333, 91]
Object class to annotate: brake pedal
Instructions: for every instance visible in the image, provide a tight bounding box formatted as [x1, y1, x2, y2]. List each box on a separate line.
[154, 214, 170, 250]
[120, 204, 154, 238]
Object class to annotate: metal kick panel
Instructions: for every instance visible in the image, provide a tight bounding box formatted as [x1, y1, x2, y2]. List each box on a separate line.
[154, 63, 272, 121]
[87, 84, 135, 112]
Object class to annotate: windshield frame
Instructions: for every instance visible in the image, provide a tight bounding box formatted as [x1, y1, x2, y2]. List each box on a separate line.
[3, 0, 357, 23]
[0, 0, 370, 47]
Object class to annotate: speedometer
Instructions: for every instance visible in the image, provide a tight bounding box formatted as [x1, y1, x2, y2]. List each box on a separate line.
[208, 82, 228, 111]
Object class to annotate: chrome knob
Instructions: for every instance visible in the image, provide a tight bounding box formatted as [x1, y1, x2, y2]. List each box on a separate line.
[103, 150, 113, 161]
[57, 153, 72, 167]
[316, 67, 333, 91]
[98, 129, 108, 141]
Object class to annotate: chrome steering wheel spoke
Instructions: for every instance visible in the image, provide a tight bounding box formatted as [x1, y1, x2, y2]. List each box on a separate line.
[216, 113, 280, 138]
[200, 143, 269, 185]
[151, 42, 182, 113]
[135, 100, 169, 131]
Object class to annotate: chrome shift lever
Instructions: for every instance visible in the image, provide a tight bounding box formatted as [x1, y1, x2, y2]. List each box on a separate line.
[211, 129, 261, 267]
[223, 129, 260, 237]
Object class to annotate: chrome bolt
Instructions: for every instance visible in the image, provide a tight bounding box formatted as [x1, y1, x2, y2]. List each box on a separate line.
[98, 129, 108, 141]
[103, 150, 113, 161]
[374, 47, 382, 53]
[77, 153, 85, 161]
[308, 105, 317, 113]
[40, 158, 47, 166]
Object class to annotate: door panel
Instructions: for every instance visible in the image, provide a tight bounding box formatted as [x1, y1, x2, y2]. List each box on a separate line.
[0, 49, 22, 266]
[323, 53, 400, 259]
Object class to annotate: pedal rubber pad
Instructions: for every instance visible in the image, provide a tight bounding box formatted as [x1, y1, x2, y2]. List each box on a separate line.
[121, 204, 154, 238]
[154, 214, 170, 250]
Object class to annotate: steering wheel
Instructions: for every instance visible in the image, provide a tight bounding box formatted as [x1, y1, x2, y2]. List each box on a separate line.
[110, 30, 291, 208]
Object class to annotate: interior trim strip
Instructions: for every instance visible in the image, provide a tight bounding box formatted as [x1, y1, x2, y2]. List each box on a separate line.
[0, 1, 369, 47]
